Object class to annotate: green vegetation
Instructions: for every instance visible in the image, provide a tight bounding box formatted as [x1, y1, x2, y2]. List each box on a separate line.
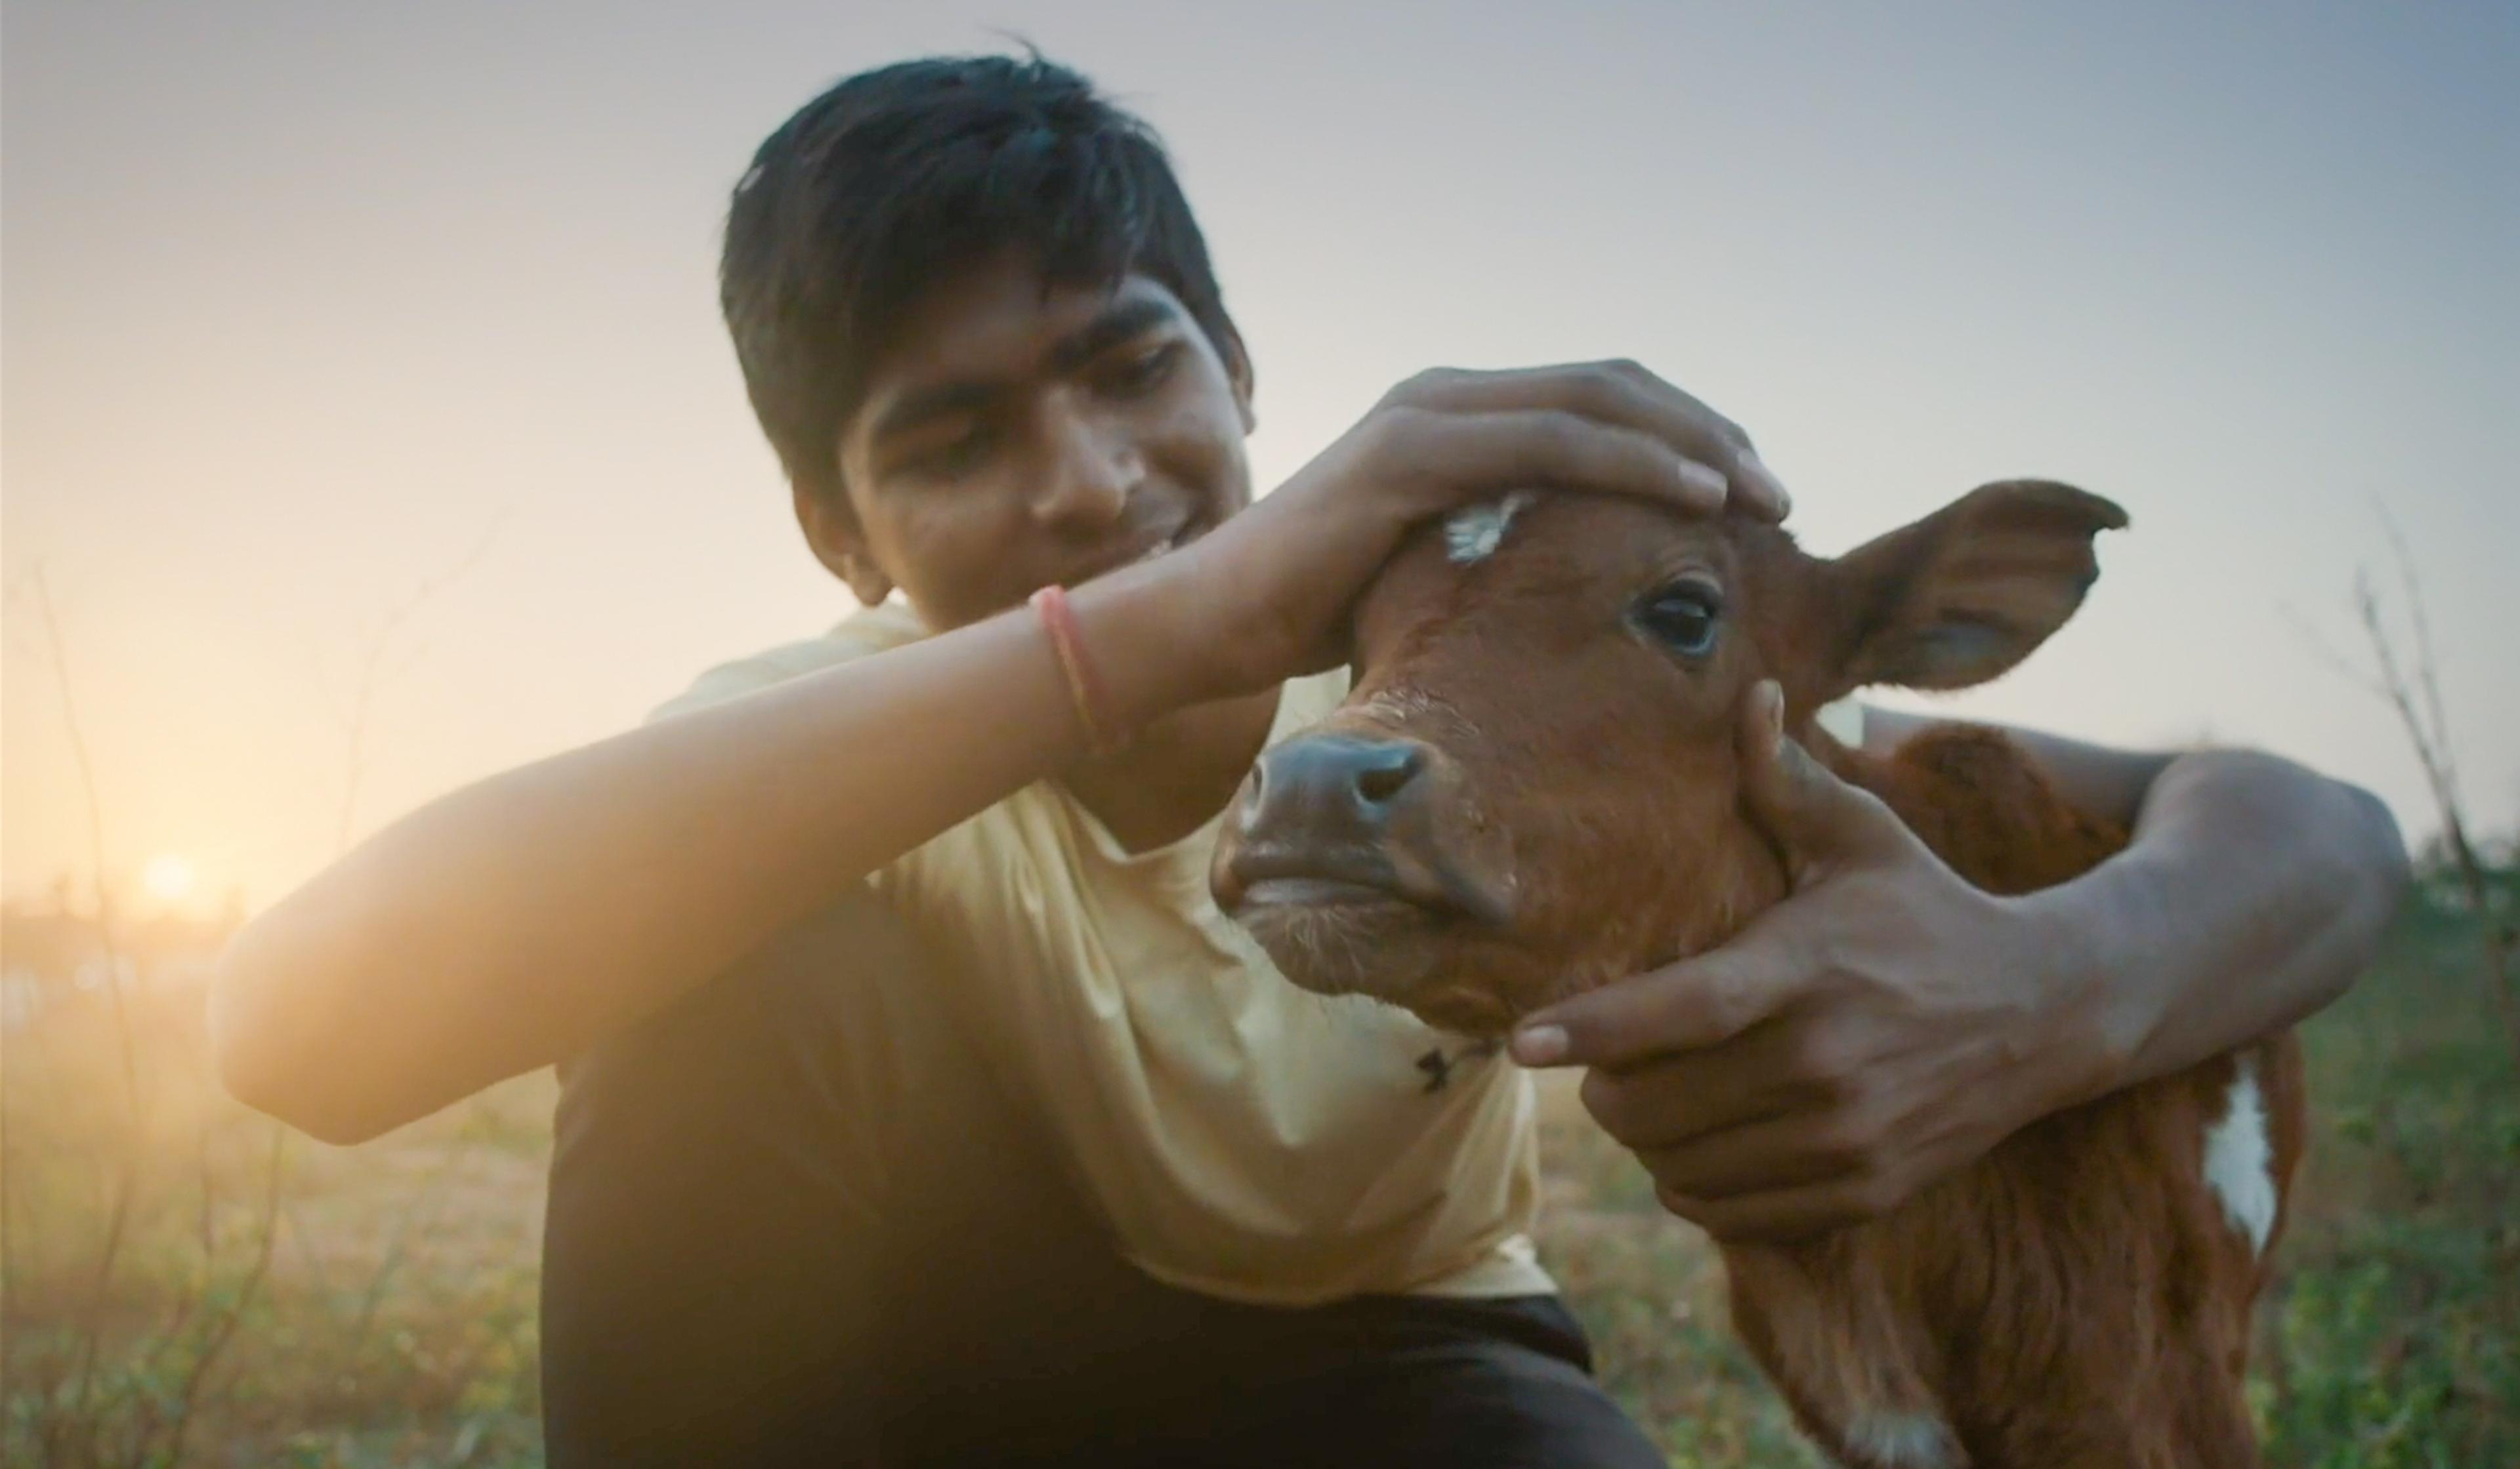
[2, 997, 550, 1468]
[5, 875, 2511, 1465]
[2252, 892, 2519, 1467]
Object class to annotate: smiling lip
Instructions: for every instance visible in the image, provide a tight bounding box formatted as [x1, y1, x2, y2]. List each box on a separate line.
[1070, 522, 1198, 585]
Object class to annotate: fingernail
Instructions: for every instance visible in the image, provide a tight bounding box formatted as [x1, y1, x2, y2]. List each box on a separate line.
[1738, 452, 1790, 519]
[1511, 1024, 1569, 1066]
[1676, 459, 1728, 508]
[1761, 681, 1786, 746]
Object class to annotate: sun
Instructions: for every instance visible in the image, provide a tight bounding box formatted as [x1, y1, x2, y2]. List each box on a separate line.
[142, 853, 198, 905]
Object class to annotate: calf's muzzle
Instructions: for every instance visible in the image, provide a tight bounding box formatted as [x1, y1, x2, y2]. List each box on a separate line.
[1212, 732, 1515, 927]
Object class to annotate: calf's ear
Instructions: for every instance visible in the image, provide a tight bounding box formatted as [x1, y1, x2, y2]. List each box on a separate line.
[1822, 480, 2127, 692]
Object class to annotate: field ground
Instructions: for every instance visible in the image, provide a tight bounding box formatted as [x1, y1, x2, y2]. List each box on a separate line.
[5, 898, 2513, 1466]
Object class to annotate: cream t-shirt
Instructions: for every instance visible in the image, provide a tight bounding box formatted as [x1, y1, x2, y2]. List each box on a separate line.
[654, 600, 1552, 1307]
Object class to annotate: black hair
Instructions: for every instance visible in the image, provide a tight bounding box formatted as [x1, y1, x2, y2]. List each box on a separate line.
[719, 52, 1240, 502]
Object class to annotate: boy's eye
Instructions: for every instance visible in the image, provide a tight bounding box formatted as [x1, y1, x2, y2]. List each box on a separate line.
[1103, 341, 1182, 396]
[1631, 580, 1723, 659]
[904, 424, 995, 478]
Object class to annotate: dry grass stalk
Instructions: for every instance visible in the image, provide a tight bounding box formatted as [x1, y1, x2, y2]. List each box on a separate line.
[2296, 510, 2518, 1064]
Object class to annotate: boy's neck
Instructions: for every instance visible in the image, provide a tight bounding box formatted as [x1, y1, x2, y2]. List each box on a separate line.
[1060, 685, 1283, 857]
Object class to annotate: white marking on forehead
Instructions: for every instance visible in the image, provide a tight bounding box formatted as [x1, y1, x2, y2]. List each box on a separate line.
[2203, 1054, 2277, 1255]
[1443, 491, 1538, 564]
[1844, 1412, 1958, 1468]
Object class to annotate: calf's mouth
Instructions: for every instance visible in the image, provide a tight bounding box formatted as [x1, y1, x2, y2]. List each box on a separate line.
[1209, 730, 1520, 1031]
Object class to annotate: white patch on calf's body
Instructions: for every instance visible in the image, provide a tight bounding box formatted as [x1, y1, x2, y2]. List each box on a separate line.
[1843, 1411, 1959, 1468]
[2203, 1054, 2277, 1254]
[1444, 491, 1537, 564]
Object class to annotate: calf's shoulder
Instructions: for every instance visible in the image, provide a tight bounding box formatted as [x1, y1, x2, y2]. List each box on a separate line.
[1836, 722, 2129, 894]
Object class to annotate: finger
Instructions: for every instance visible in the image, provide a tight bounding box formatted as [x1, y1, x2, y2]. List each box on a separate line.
[1658, 1174, 1896, 1243]
[1402, 362, 1788, 521]
[1575, 1018, 1809, 1148]
[1636, 1109, 1864, 1201]
[1400, 407, 1728, 518]
[1730, 450, 1791, 523]
[1512, 936, 1809, 1069]
[1737, 680, 1912, 874]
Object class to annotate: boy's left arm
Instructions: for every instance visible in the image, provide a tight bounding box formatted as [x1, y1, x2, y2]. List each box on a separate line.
[1861, 706, 2412, 1086]
[1512, 701, 2411, 1242]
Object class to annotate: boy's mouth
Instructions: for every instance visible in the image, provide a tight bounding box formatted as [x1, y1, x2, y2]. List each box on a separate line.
[1072, 518, 1204, 585]
[1129, 529, 1188, 564]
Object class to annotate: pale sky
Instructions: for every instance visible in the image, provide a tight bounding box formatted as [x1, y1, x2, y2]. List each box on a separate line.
[6, 0, 2515, 913]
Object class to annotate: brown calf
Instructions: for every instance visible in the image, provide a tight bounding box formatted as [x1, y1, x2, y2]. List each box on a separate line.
[1211, 482, 2306, 1468]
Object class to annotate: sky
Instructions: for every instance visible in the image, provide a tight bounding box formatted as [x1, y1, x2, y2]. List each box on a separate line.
[5, 0, 2515, 915]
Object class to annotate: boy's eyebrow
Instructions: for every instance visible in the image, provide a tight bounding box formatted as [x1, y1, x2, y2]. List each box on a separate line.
[867, 297, 1181, 446]
[868, 381, 999, 445]
[1047, 297, 1180, 373]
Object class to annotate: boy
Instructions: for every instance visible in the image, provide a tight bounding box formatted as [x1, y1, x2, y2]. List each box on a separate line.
[214, 53, 2406, 1466]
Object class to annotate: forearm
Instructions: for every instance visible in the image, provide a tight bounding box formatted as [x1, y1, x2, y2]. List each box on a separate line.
[212, 554, 1222, 1144]
[2034, 748, 2409, 1104]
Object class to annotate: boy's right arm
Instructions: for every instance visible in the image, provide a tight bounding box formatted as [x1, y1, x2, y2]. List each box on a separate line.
[213, 567, 1212, 1144]
[211, 360, 1784, 1144]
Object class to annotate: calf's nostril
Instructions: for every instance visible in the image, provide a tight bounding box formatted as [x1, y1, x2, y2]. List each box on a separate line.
[1244, 735, 1433, 840]
[1353, 746, 1424, 808]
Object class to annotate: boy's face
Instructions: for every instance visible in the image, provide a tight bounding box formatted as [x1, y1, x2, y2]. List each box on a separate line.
[807, 249, 1256, 631]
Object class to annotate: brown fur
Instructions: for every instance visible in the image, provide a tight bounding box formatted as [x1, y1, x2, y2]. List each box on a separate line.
[1748, 724, 2309, 1467]
[1211, 483, 2307, 1467]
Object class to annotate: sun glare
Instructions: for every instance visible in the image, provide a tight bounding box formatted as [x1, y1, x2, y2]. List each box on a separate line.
[142, 852, 198, 905]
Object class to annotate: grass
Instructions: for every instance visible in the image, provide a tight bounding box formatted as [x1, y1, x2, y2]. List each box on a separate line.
[5, 892, 2512, 1465]
[2249, 898, 2519, 1466]
[3, 1001, 551, 1468]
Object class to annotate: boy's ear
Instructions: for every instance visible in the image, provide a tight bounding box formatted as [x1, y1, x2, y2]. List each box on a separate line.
[793, 482, 894, 606]
[1219, 326, 1257, 434]
[1825, 480, 2128, 693]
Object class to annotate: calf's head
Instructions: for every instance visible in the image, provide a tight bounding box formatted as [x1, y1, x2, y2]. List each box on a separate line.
[1209, 480, 2126, 1037]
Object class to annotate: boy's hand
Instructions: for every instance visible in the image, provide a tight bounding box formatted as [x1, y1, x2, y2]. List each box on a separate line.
[1509, 687, 2092, 1241]
[1180, 361, 1788, 697]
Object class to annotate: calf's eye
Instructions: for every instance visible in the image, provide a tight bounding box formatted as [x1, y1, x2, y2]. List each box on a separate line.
[1633, 582, 1723, 657]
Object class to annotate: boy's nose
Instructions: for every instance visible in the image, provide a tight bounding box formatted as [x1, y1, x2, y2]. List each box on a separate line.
[1032, 413, 1140, 532]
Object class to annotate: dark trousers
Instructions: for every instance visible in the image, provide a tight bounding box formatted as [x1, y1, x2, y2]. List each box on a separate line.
[539, 884, 1664, 1467]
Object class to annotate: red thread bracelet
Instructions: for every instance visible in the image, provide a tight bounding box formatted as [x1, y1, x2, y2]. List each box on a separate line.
[1029, 585, 1127, 755]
